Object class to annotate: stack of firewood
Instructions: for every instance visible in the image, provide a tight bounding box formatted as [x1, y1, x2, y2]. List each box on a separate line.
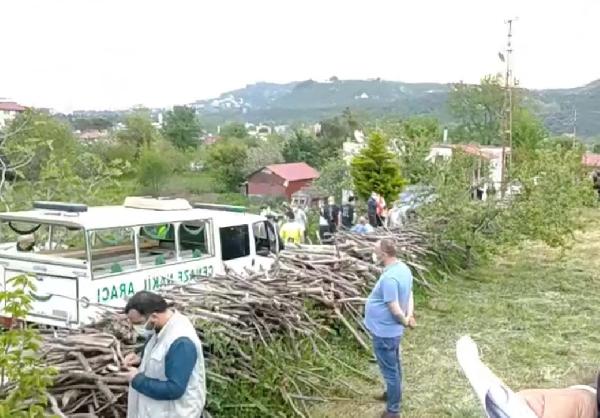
[23, 226, 447, 417]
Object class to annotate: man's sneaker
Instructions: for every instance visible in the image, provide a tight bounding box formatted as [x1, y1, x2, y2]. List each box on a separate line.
[380, 412, 400, 418]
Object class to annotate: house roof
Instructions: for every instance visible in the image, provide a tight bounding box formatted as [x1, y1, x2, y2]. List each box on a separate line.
[0, 102, 26, 112]
[261, 162, 320, 182]
[582, 153, 600, 168]
[432, 144, 509, 160]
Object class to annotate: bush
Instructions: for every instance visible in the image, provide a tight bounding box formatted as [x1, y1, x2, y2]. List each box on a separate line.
[136, 146, 174, 195]
[0, 275, 56, 417]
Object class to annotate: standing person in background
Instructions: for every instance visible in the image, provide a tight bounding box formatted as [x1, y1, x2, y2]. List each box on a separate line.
[279, 212, 303, 245]
[364, 239, 415, 418]
[376, 194, 387, 227]
[292, 203, 308, 242]
[368, 192, 378, 227]
[323, 196, 340, 234]
[124, 291, 206, 418]
[317, 200, 330, 244]
[341, 196, 356, 229]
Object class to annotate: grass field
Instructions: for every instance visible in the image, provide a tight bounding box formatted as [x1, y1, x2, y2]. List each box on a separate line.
[312, 217, 600, 417]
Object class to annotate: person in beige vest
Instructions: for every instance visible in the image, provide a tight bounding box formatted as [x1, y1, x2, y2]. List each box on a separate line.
[123, 291, 206, 418]
[457, 335, 597, 418]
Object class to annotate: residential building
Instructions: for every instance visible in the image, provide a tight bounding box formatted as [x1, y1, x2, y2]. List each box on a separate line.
[245, 162, 320, 200]
[0, 101, 26, 129]
[582, 153, 600, 170]
[427, 144, 511, 200]
[76, 129, 110, 143]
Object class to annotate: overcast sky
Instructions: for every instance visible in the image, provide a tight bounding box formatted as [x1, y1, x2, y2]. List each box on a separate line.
[1, 0, 599, 112]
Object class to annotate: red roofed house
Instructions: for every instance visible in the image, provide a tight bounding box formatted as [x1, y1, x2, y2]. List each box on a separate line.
[245, 162, 320, 200]
[582, 153, 600, 169]
[0, 102, 27, 129]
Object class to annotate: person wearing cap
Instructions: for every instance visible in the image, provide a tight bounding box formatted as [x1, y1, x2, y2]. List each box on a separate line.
[124, 291, 206, 418]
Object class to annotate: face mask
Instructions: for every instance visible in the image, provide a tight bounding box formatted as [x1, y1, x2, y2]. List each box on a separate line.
[133, 318, 155, 339]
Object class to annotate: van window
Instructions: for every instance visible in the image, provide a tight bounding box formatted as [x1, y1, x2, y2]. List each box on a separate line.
[0, 222, 86, 259]
[90, 227, 136, 278]
[139, 223, 176, 267]
[220, 225, 250, 261]
[253, 221, 277, 256]
[178, 221, 211, 260]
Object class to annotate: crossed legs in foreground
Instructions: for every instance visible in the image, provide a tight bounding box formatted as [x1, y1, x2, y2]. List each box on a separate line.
[456, 335, 597, 418]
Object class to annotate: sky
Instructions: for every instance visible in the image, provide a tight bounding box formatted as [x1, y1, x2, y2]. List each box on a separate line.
[1, 0, 599, 112]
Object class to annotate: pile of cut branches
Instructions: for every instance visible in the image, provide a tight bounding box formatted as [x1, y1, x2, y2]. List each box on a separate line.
[29, 225, 459, 417]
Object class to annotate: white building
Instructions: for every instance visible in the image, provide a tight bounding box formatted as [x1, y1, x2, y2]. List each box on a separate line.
[0, 102, 26, 129]
[426, 144, 510, 200]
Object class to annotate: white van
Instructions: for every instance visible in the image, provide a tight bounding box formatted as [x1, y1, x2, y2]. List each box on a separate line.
[0, 197, 279, 328]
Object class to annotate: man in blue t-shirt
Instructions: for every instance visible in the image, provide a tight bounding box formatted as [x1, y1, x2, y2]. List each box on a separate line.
[364, 238, 415, 418]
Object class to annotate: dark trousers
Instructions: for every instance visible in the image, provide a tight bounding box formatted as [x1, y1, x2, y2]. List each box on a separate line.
[368, 212, 377, 227]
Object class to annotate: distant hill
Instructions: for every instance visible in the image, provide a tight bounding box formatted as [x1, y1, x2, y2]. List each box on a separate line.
[191, 78, 600, 137]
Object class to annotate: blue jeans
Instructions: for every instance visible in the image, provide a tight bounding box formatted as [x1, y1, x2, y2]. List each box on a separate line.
[372, 335, 402, 414]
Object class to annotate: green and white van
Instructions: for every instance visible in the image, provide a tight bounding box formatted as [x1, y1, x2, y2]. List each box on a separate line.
[0, 197, 279, 328]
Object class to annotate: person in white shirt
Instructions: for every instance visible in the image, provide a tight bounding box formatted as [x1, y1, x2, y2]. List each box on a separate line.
[292, 203, 307, 242]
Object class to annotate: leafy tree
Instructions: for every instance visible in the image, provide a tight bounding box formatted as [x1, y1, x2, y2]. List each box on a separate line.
[90, 141, 137, 165]
[350, 131, 405, 203]
[316, 109, 361, 163]
[205, 140, 248, 192]
[512, 108, 547, 158]
[136, 146, 174, 195]
[502, 147, 594, 247]
[28, 146, 128, 206]
[392, 116, 441, 184]
[314, 158, 352, 203]
[220, 122, 248, 139]
[117, 110, 160, 151]
[593, 143, 600, 154]
[0, 274, 56, 417]
[162, 106, 201, 150]
[282, 131, 321, 168]
[419, 146, 594, 268]
[243, 136, 284, 176]
[448, 74, 505, 145]
[4, 110, 78, 181]
[545, 135, 583, 151]
[71, 117, 112, 131]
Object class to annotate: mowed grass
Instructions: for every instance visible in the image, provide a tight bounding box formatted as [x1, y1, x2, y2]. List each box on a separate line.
[313, 218, 600, 417]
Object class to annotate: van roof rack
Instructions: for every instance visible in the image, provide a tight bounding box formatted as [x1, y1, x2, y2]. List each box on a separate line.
[33, 201, 88, 213]
[124, 196, 192, 211]
[192, 203, 246, 213]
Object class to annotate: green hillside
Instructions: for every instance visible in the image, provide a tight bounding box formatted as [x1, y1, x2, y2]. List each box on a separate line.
[193, 78, 600, 137]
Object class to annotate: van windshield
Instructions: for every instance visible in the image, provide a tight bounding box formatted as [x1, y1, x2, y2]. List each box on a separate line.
[0, 221, 86, 260]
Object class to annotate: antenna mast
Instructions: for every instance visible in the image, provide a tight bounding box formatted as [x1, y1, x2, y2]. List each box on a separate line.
[500, 18, 515, 196]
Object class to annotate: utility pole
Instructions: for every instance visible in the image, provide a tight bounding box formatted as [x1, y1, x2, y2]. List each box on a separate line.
[500, 18, 515, 197]
[572, 107, 577, 146]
